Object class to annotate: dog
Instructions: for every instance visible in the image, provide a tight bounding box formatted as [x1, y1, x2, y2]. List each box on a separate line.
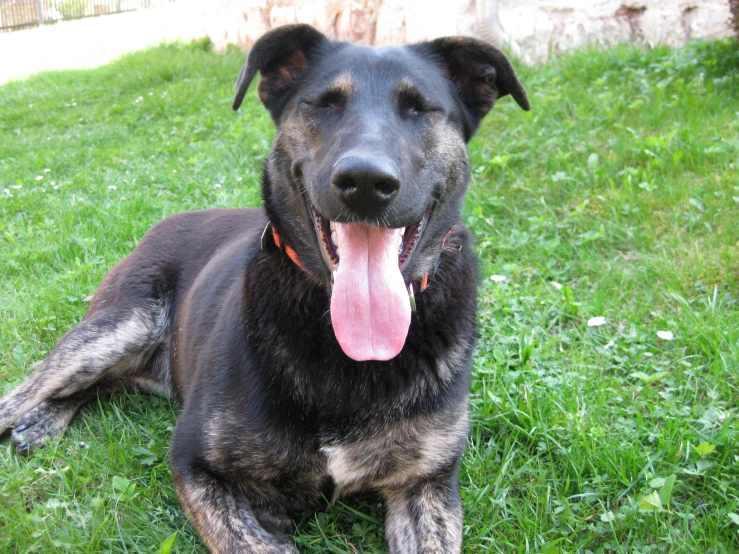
[0, 24, 529, 553]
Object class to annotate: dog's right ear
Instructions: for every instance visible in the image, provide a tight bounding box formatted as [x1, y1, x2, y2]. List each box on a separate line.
[232, 24, 327, 120]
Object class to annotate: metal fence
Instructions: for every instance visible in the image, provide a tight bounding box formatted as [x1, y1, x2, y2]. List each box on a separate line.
[0, 0, 173, 32]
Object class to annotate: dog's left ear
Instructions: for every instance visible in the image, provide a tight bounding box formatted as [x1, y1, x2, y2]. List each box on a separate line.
[232, 24, 327, 119]
[412, 37, 530, 138]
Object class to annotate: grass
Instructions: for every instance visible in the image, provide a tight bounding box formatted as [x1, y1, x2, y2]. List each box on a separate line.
[1, 36, 738, 553]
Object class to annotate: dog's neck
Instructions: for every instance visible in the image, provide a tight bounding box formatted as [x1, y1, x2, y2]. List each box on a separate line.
[241, 221, 478, 413]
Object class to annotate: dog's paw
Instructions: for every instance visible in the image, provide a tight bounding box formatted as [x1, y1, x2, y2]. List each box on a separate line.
[0, 399, 18, 439]
[254, 508, 295, 536]
[10, 399, 75, 454]
[269, 545, 299, 554]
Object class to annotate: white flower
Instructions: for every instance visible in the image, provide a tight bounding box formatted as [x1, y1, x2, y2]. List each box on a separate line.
[3, 188, 11, 196]
[236, 177, 243, 182]
[551, 281, 563, 290]
[43, 168, 51, 173]
[604, 340, 615, 349]
[35, 175, 44, 181]
[214, 183, 222, 189]
[108, 185, 117, 191]
[587, 316, 606, 327]
[657, 330, 674, 341]
[490, 275, 507, 282]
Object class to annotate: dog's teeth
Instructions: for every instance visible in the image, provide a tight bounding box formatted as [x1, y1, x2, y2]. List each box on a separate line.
[331, 231, 338, 248]
[400, 227, 406, 235]
[329, 221, 335, 231]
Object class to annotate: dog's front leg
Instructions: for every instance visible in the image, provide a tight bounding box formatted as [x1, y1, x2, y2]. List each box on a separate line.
[382, 467, 463, 554]
[171, 464, 297, 554]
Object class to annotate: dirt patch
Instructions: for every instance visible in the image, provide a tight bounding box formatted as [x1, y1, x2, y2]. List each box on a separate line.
[0, 1, 206, 85]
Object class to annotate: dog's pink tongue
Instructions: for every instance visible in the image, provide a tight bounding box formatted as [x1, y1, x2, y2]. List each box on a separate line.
[330, 223, 410, 361]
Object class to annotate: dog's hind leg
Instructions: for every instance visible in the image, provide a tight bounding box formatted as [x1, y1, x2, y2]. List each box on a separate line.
[0, 304, 165, 451]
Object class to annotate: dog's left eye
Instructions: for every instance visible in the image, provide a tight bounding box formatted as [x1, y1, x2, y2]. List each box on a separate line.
[398, 91, 439, 118]
[303, 91, 346, 112]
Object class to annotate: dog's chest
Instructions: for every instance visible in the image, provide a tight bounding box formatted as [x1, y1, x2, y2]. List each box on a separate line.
[320, 411, 468, 494]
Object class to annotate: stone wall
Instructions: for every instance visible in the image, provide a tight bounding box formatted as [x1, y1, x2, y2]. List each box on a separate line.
[502, 0, 733, 61]
[201, 0, 733, 61]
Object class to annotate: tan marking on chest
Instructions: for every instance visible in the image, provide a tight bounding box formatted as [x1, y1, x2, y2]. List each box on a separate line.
[321, 410, 469, 495]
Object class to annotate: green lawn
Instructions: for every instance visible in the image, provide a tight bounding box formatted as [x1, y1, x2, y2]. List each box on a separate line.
[1, 37, 738, 553]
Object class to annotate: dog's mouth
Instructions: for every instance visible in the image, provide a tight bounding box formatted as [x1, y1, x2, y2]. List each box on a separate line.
[311, 209, 428, 275]
[309, 208, 429, 362]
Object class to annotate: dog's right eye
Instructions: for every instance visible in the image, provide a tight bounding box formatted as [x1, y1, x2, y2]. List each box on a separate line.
[303, 91, 346, 112]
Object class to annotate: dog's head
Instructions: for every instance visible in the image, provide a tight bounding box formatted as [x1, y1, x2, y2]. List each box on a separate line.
[233, 24, 529, 362]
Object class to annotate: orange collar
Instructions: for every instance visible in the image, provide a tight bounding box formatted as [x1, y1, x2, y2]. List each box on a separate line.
[270, 225, 308, 273]
[269, 224, 453, 293]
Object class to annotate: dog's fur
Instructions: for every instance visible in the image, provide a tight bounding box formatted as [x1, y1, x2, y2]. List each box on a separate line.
[0, 25, 529, 553]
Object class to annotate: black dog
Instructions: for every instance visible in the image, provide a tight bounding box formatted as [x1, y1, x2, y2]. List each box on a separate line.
[0, 24, 528, 553]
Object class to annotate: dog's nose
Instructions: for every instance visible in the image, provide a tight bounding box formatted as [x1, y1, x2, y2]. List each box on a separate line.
[331, 156, 400, 214]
